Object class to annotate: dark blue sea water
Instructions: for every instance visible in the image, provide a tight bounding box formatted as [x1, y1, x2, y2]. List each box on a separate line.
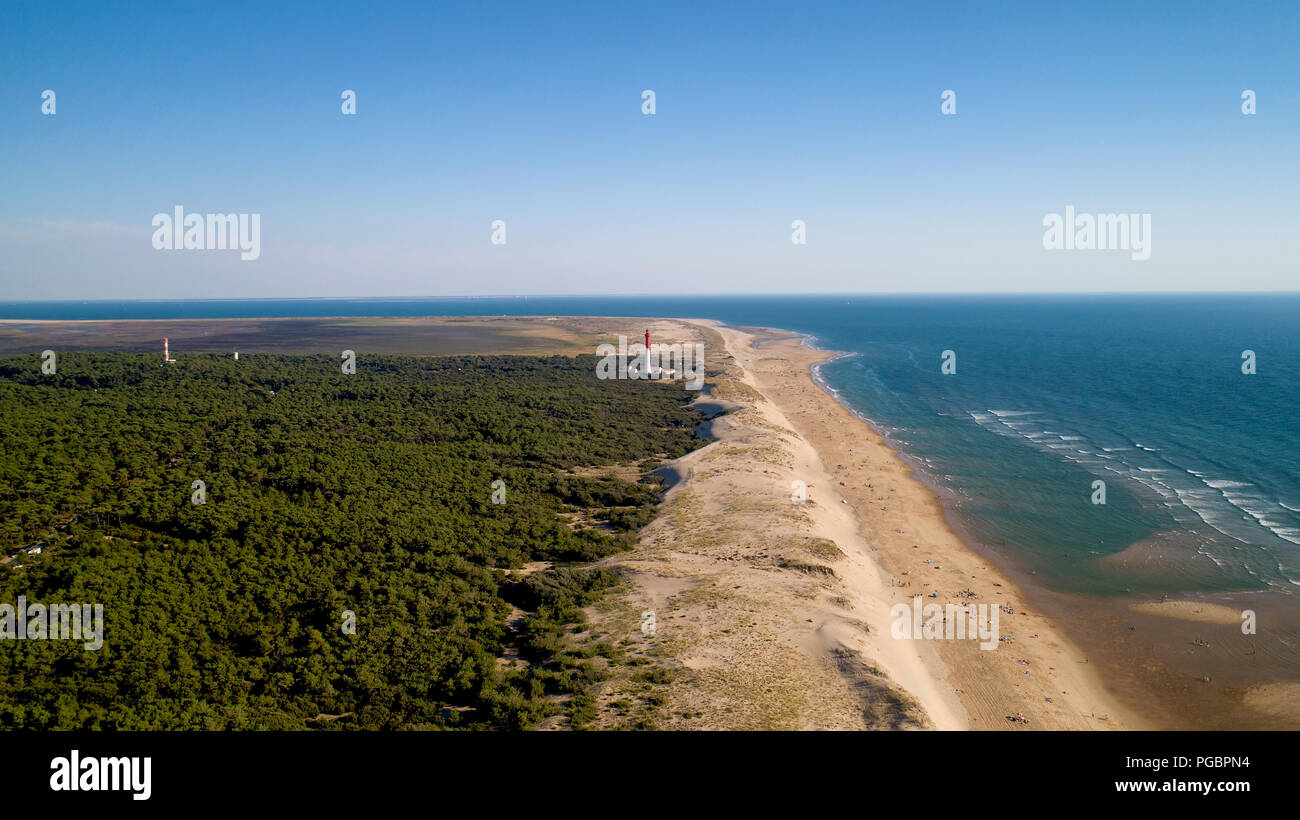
[4, 294, 1297, 598]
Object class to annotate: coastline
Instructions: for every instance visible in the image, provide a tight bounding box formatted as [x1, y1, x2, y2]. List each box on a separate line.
[8, 312, 1292, 729]
[723, 322, 1144, 729]
[629, 320, 1300, 730]
[773, 327, 1300, 730]
[588, 319, 1142, 729]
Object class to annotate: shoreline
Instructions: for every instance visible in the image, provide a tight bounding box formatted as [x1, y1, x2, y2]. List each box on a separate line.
[585, 319, 1141, 729]
[693, 322, 1300, 730]
[712, 322, 1144, 728]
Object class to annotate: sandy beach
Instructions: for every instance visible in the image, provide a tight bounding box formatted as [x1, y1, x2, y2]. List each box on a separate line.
[586, 320, 1144, 729]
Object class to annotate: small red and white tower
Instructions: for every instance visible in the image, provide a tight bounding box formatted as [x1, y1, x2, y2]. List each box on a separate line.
[644, 329, 657, 378]
[163, 338, 176, 363]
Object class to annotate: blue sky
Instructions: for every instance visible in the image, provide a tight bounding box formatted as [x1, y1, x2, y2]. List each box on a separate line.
[2, 0, 1297, 298]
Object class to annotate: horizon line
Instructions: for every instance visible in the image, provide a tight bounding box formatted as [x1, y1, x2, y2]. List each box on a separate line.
[4, 290, 1300, 304]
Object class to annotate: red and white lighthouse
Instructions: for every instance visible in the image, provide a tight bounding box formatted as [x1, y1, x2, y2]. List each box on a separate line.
[163, 338, 176, 363]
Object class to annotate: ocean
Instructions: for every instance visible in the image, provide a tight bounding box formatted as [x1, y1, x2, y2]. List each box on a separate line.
[4, 294, 1297, 602]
